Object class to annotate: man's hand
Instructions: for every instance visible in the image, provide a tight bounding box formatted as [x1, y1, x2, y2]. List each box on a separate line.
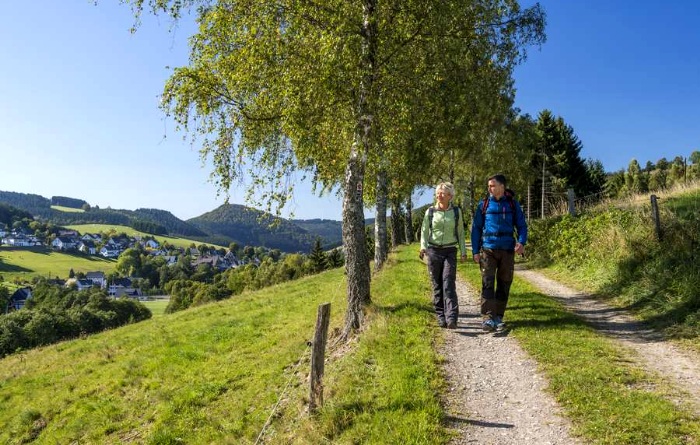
[515, 243, 525, 256]
[473, 253, 480, 264]
[419, 249, 426, 260]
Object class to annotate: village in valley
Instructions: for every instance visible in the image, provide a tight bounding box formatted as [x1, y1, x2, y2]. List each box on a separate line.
[1, 224, 251, 312]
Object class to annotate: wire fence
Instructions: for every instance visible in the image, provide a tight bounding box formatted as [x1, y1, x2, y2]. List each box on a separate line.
[521, 179, 700, 221]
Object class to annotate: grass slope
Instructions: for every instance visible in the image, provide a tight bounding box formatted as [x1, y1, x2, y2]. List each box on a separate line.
[50, 205, 85, 213]
[66, 224, 225, 250]
[527, 181, 700, 344]
[0, 247, 447, 444]
[3, 245, 698, 444]
[0, 248, 117, 282]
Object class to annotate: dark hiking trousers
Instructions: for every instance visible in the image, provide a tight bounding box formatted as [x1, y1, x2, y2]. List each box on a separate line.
[479, 248, 515, 318]
[427, 246, 459, 324]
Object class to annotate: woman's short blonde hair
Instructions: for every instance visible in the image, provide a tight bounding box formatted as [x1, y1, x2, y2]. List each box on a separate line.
[435, 182, 455, 198]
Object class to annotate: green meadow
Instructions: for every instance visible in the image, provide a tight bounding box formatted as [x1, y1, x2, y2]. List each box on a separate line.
[1, 245, 698, 444]
[0, 224, 226, 284]
[66, 223, 225, 250]
[50, 205, 85, 213]
[0, 247, 116, 283]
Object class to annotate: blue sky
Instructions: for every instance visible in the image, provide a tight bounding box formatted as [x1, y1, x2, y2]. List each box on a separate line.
[1, 1, 698, 221]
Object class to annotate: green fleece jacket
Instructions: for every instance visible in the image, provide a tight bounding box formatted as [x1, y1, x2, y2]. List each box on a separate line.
[420, 205, 466, 257]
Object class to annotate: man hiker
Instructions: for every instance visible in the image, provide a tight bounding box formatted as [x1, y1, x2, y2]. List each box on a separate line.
[471, 174, 528, 331]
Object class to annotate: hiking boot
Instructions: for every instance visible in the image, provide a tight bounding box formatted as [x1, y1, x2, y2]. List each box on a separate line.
[447, 320, 458, 329]
[482, 319, 495, 331]
[493, 316, 506, 331]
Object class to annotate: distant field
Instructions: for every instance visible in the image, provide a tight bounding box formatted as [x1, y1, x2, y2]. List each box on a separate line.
[0, 224, 224, 283]
[140, 298, 169, 316]
[66, 224, 225, 249]
[0, 247, 116, 282]
[51, 205, 85, 213]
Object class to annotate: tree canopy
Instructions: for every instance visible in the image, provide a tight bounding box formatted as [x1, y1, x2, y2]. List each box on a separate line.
[117, 0, 546, 338]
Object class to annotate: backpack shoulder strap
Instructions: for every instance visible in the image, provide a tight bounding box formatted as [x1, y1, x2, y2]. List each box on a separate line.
[504, 189, 518, 225]
[504, 189, 516, 211]
[481, 196, 490, 215]
[453, 205, 460, 239]
[427, 206, 435, 237]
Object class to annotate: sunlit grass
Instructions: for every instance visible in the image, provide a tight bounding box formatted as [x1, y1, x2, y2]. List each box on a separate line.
[66, 224, 226, 249]
[0, 247, 117, 283]
[140, 299, 170, 316]
[51, 205, 85, 213]
[0, 247, 451, 444]
[528, 181, 700, 342]
[3, 244, 699, 444]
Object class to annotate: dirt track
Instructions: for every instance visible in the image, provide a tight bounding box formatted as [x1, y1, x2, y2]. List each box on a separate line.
[440, 268, 700, 444]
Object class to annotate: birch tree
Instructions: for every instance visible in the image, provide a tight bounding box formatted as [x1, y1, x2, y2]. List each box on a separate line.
[116, 0, 545, 339]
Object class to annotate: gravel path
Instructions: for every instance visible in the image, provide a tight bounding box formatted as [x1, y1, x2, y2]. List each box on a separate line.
[440, 268, 700, 444]
[441, 278, 582, 445]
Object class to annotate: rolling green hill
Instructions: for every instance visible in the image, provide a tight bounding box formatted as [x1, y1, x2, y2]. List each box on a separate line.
[0, 247, 117, 282]
[0, 190, 343, 253]
[291, 218, 343, 247]
[187, 203, 339, 253]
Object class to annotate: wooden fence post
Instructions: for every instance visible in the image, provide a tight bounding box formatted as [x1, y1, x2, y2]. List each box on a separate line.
[568, 188, 576, 216]
[309, 302, 331, 415]
[651, 195, 662, 241]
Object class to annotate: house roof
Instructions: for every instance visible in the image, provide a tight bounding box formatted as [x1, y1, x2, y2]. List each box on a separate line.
[10, 287, 32, 301]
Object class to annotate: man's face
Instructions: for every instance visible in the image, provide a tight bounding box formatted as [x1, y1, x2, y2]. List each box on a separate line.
[488, 179, 504, 198]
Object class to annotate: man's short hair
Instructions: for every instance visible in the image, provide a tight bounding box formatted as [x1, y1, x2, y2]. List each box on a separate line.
[488, 174, 507, 186]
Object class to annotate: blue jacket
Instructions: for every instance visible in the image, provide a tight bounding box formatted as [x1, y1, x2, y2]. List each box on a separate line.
[471, 195, 528, 254]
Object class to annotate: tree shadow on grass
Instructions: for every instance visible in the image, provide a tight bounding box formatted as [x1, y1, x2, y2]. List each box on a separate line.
[51, 250, 116, 263]
[504, 293, 603, 335]
[444, 414, 514, 429]
[0, 263, 32, 273]
[510, 291, 665, 343]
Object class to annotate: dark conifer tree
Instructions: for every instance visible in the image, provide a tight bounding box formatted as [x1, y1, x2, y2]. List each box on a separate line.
[308, 237, 328, 273]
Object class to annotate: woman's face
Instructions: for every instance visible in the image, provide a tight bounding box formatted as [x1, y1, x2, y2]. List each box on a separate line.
[436, 188, 452, 206]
